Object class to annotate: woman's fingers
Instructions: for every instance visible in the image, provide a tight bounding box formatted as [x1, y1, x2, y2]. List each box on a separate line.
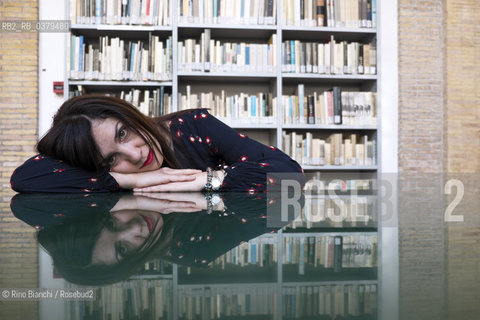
[160, 167, 201, 175]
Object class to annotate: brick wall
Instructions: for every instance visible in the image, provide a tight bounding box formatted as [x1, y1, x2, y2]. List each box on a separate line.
[0, 0, 39, 319]
[398, 0, 446, 319]
[444, 1, 480, 319]
[398, 0, 480, 319]
[445, 1, 480, 173]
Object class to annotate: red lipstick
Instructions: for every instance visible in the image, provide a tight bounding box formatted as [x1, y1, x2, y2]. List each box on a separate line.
[141, 215, 154, 233]
[141, 149, 154, 169]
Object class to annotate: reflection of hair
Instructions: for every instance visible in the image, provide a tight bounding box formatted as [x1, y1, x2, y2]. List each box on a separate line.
[37, 210, 176, 286]
[37, 95, 186, 171]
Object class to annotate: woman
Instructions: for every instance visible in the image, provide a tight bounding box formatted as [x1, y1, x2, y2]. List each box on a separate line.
[11, 95, 304, 193]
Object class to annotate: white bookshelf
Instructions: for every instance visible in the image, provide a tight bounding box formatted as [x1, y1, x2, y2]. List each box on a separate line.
[38, 0, 399, 319]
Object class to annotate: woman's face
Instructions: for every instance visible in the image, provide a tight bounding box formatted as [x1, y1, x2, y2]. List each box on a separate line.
[91, 118, 163, 173]
[91, 210, 163, 265]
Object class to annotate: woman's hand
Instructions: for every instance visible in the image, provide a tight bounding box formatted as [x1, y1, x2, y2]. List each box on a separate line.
[110, 167, 202, 189]
[132, 170, 225, 192]
[110, 193, 205, 213]
[133, 171, 208, 192]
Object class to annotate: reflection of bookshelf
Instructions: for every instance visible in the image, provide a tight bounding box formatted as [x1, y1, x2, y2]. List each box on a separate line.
[67, 279, 173, 320]
[282, 283, 377, 320]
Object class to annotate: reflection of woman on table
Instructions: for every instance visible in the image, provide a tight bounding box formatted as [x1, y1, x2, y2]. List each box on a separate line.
[11, 192, 283, 285]
[11, 95, 303, 193]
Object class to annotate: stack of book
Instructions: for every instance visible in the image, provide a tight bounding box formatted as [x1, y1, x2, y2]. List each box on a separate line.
[178, 0, 277, 25]
[178, 85, 276, 124]
[282, 37, 376, 75]
[281, 0, 377, 28]
[70, 0, 172, 25]
[211, 236, 278, 269]
[282, 284, 377, 319]
[67, 279, 173, 320]
[282, 234, 377, 273]
[69, 86, 172, 117]
[69, 35, 172, 81]
[178, 30, 276, 73]
[178, 285, 276, 319]
[283, 84, 377, 125]
[282, 132, 376, 167]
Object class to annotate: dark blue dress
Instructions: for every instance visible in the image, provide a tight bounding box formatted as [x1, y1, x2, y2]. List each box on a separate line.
[11, 109, 304, 193]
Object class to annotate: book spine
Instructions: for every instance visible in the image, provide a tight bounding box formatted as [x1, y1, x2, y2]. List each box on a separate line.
[332, 86, 342, 124]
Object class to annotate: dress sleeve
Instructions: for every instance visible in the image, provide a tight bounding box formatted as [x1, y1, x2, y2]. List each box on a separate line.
[10, 155, 121, 193]
[181, 110, 305, 193]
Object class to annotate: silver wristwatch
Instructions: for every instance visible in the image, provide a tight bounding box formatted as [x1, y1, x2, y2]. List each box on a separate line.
[205, 167, 221, 191]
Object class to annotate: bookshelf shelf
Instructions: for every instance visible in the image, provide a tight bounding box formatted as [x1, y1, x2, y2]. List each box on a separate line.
[178, 282, 277, 289]
[68, 80, 173, 86]
[301, 165, 377, 171]
[281, 231, 377, 237]
[281, 73, 377, 80]
[282, 124, 377, 130]
[282, 26, 376, 42]
[223, 123, 277, 129]
[282, 279, 377, 287]
[177, 72, 277, 80]
[178, 23, 277, 30]
[71, 24, 173, 31]
[281, 26, 376, 33]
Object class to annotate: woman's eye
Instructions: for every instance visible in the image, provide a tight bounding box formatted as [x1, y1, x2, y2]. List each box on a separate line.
[118, 244, 128, 257]
[107, 155, 116, 167]
[118, 128, 127, 141]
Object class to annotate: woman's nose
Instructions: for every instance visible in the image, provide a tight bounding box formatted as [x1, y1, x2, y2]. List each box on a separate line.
[118, 225, 148, 248]
[121, 144, 143, 164]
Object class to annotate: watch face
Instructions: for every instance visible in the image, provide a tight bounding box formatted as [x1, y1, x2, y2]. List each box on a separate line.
[211, 178, 221, 189]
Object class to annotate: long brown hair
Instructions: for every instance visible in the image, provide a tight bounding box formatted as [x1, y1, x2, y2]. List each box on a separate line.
[37, 94, 186, 172]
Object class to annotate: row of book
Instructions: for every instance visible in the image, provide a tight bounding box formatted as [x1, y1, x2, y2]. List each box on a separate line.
[178, 286, 275, 319]
[282, 38, 376, 75]
[282, 235, 377, 272]
[283, 85, 376, 125]
[282, 284, 377, 319]
[178, 30, 276, 73]
[304, 177, 376, 191]
[178, 86, 276, 124]
[70, 0, 376, 29]
[69, 35, 172, 81]
[178, 0, 277, 25]
[281, 0, 376, 28]
[211, 236, 278, 268]
[137, 258, 173, 275]
[67, 279, 173, 320]
[71, 0, 172, 25]
[69, 86, 172, 117]
[282, 132, 376, 166]
[294, 196, 376, 228]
